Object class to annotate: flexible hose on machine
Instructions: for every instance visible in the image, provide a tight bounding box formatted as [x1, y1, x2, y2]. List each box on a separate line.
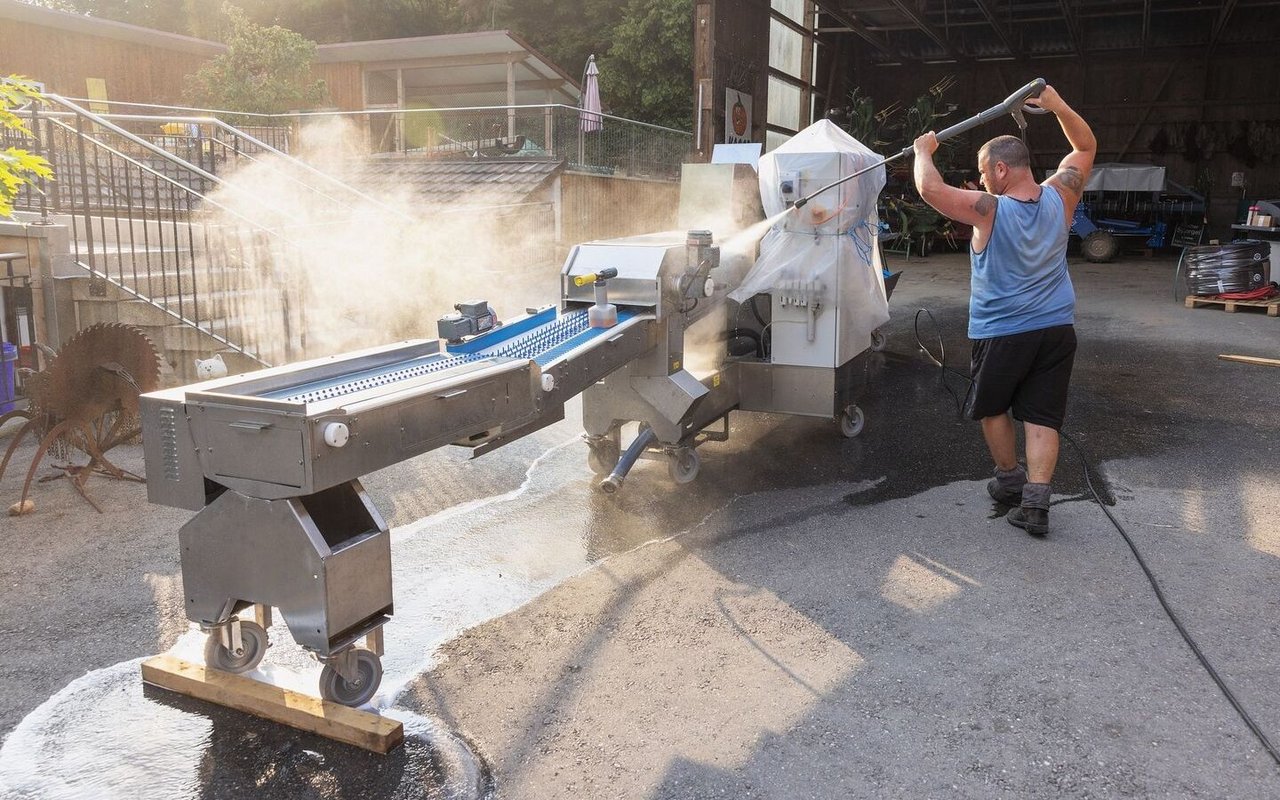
[599, 426, 657, 494]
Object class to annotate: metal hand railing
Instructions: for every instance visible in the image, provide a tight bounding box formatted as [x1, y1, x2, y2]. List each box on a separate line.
[8, 100, 315, 367]
[36, 99, 411, 222]
[62, 97, 692, 181]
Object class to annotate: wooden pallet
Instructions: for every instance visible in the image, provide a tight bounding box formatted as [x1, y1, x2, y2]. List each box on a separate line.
[1184, 295, 1280, 316]
[141, 655, 403, 753]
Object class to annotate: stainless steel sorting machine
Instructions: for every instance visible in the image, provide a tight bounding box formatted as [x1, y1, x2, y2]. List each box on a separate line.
[141, 126, 896, 704]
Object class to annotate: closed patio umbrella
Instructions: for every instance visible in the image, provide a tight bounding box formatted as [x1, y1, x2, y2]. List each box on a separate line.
[580, 55, 603, 133]
[578, 55, 602, 166]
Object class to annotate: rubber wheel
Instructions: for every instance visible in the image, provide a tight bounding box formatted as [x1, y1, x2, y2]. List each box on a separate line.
[319, 648, 383, 707]
[870, 329, 887, 352]
[587, 439, 620, 476]
[839, 405, 865, 439]
[1082, 231, 1118, 263]
[204, 620, 268, 674]
[668, 448, 700, 484]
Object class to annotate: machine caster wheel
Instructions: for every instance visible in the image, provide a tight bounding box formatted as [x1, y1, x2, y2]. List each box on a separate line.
[668, 447, 700, 484]
[839, 405, 865, 439]
[587, 439, 620, 476]
[319, 648, 383, 707]
[204, 619, 268, 674]
[870, 329, 887, 352]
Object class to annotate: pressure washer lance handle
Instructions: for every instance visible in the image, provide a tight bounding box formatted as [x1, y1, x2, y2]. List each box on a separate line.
[793, 78, 1048, 209]
[574, 267, 619, 287]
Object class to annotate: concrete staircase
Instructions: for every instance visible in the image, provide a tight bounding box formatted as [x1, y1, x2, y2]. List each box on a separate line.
[53, 213, 287, 384]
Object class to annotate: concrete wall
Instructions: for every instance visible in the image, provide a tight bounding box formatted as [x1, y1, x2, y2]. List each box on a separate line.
[0, 219, 75, 357]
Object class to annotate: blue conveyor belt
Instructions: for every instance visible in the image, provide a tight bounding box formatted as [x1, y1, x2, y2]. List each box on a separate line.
[264, 308, 638, 404]
[450, 307, 638, 366]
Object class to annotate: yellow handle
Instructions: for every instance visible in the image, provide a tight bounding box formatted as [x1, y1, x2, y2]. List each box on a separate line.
[574, 267, 618, 287]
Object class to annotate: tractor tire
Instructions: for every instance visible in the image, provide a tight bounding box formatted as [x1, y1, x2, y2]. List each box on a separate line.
[1082, 231, 1119, 263]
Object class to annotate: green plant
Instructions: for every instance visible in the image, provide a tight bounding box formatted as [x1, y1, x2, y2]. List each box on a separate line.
[1, 76, 54, 218]
[838, 78, 959, 251]
[183, 4, 327, 119]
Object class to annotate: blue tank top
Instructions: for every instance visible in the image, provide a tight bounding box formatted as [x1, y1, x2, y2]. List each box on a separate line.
[969, 186, 1074, 339]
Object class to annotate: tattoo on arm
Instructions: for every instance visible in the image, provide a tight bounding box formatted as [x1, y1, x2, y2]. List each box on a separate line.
[973, 193, 996, 217]
[1054, 166, 1084, 194]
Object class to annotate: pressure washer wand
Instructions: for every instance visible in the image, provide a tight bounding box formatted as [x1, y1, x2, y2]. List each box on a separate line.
[792, 78, 1047, 210]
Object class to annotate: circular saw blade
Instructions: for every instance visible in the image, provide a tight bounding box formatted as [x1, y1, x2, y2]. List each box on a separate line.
[42, 323, 162, 422]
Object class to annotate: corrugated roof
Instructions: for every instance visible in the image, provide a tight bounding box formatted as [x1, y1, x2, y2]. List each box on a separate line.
[343, 157, 563, 208]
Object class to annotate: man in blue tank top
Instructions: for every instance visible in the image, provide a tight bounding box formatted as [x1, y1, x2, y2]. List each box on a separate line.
[912, 85, 1095, 536]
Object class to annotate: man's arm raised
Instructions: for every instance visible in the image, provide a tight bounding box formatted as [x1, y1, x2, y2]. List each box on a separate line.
[913, 132, 997, 232]
[1030, 86, 1096, 214]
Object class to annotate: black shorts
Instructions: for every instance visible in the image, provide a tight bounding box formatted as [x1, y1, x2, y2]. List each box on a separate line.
[965, 325, 1077, 429]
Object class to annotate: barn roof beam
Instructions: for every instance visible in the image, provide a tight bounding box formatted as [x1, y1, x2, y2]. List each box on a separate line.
[884, 0, 961, 60]
[973, 0, 1021, 58]
[814, 1, 899, 60]
[1141, 0, 1151, 54]
[1056, 0, 1084, 57]
[1208, 0, 1239, 53]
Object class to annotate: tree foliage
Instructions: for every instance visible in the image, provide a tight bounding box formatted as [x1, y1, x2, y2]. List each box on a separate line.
[183, 4, 327, 115]
[599, 0, 693, 130]
[0, 77, 55, 219]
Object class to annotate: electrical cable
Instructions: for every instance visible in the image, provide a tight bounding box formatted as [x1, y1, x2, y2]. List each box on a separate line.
[1217, 285, 1279, 301]
[913, 305, 1280, 768]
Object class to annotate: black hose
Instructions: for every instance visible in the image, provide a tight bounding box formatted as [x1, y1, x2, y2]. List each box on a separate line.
[599, 426, 656, 494]
[726, 328, 763, 358]
[1058, 432, 1280, 768]
[914, 305, 1280, 768]
[749, 293, 769, 329]
[913, 308, 969, 418]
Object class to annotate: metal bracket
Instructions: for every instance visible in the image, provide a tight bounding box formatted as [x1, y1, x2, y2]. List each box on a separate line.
[325, 647, 360, 683]
[218, 616, 244, 657]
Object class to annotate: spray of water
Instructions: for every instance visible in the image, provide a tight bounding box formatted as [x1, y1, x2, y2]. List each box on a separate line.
[719, 206, 793, 254]
[197, 118, 565, 359]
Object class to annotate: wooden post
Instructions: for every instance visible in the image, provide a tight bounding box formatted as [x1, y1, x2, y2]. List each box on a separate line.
[694, 1, 715, 160]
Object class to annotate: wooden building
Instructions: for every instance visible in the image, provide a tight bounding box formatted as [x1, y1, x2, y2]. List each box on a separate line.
[0, 0, 579, 116]
[0, 0, 220, 106]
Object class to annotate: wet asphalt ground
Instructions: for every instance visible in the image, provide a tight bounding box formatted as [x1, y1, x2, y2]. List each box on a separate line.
[0, 250, 1278, 799]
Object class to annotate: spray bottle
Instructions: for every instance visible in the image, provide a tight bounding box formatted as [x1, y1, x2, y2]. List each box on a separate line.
[574, 268, 619, 328]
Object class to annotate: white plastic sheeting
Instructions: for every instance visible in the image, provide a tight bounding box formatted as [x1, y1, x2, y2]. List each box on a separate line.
[730, 119, 889, 364]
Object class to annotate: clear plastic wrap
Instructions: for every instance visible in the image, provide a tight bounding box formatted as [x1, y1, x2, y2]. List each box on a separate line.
[729, 120, 890, 361]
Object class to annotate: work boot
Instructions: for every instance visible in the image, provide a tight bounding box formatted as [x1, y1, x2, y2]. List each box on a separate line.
[1007, 482, 1051, 536]
[986, 464, 1026, 505]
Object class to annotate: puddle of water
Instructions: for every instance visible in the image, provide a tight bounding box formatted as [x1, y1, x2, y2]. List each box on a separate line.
[0, 437, 605, 800]
[0, 659, 490, 800]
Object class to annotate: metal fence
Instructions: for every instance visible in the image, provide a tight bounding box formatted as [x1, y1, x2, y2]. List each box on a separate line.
[341, 105, 692, 181]
[62, 98, 692, 181]
[6, 98, 313, 366]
